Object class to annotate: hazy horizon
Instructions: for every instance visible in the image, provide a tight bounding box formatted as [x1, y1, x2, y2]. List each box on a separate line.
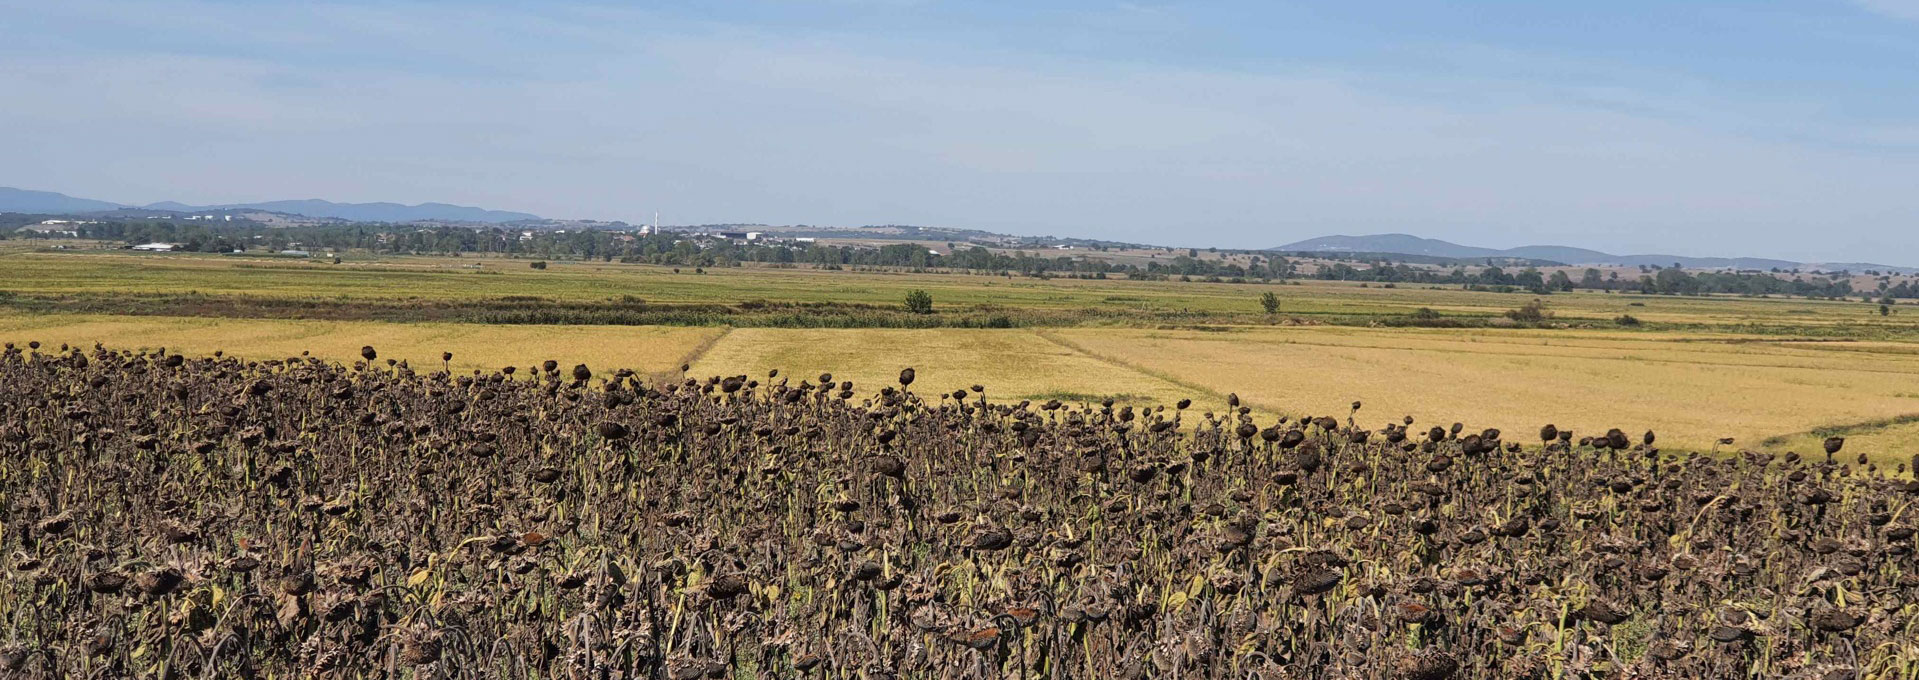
[4, 1, 1918, 263]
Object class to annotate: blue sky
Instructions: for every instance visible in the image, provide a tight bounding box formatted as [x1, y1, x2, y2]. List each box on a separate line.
[3, 1, 1917, 263]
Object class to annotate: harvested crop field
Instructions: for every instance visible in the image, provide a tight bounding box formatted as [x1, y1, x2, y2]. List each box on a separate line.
[1044, 327, 1919, 456]
[688, 328, 1198, 407]
[8, 313, 1919, 456]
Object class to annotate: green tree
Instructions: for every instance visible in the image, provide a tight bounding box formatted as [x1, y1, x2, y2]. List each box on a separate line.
[904, 289, 934, 314]
[1516, 267, 1548, 293]
[1259, 291, 1280, 315]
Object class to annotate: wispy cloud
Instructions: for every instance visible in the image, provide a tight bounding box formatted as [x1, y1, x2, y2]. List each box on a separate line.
[1, 0, 1917, 263]
[1853, 0, 1919, 21]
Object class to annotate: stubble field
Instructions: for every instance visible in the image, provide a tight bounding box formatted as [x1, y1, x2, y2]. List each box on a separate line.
[4, 248, 1918, 458]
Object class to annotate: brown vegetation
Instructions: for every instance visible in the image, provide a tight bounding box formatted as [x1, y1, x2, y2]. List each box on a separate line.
[1, 343, 1916, 678]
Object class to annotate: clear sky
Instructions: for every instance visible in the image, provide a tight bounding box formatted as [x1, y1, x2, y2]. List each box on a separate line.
[4, 1, 1917, 263]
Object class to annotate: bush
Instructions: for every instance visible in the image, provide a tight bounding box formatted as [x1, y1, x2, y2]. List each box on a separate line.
[529, 261, 548, 270]
[903, 289, 934, 314]
[1505, 299, 1551, 323]
[1380, 307, 1473, 328]
[1614, 314, 1642, 326]
[1260, 292, 1280, 315]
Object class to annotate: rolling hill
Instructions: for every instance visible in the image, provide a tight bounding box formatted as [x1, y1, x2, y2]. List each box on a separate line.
[0, 187, 539, 224]
[0, 187, 124, 214]
[1273, 233, 1902, 272]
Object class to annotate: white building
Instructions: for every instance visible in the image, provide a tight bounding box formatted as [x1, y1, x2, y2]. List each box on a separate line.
[18, 222, 79, 237]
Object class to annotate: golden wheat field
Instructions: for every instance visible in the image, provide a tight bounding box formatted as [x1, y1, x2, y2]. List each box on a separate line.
[1763, 419, 1919, 461]
[6, 313, 1919, 457]
[3, 299, 1919, 459]
[8, 311, 1919, 456]
[687, 327, 1197, 406]
[1042, 326, 1919, 456]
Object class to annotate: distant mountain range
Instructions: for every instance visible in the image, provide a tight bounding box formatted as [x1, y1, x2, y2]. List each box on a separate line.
[0, 187, 125, 214]
[6, 186, 1910, 271]
[1274, 233, 1913, 273]
[0, 187, 540, 224]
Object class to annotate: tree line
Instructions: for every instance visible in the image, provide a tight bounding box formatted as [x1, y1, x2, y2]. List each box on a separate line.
[10, 219, 1907, 300]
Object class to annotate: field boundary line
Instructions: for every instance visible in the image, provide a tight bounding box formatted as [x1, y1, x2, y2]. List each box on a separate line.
[658, 326, 734, 383]
[1758, 412, 1919, 448]
[1030, 329, 1256, 412]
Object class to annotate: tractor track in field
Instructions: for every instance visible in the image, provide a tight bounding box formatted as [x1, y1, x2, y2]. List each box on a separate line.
[1029, 329, 1249, 412]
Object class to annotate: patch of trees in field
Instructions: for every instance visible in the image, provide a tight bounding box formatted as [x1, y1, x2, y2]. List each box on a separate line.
[1312, 261, 1870, 300]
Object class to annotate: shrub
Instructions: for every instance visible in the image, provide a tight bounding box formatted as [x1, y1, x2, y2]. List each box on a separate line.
[1505, 299, 1551, 323]
[1260, 292, 1280, 315]
[1381, 307, 1473, 328]
[1615, 314, 1642, 326]
[529, 261, 548, 270]
[904, 289, 934, 314]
